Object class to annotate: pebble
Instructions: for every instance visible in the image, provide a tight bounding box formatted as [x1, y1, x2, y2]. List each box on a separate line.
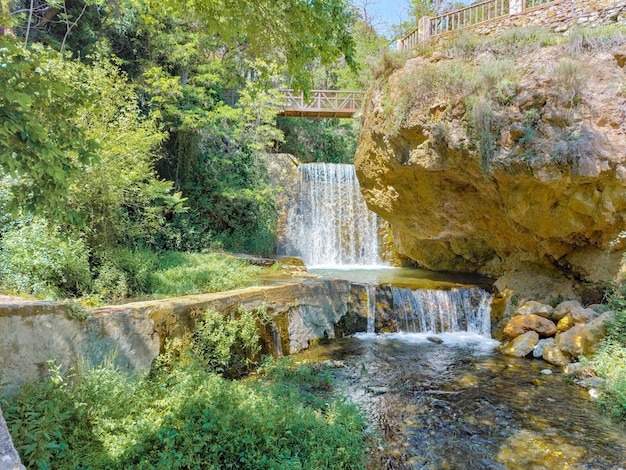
[540, 369, 553, 375]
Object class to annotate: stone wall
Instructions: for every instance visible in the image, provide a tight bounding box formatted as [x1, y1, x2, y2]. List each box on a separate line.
[445, 0, 626, 38]
[0, 279, 367, 392]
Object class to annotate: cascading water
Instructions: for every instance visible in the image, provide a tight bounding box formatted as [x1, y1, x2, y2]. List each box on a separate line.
[366, 286, 492, 336]
[281, 163, 382, 267]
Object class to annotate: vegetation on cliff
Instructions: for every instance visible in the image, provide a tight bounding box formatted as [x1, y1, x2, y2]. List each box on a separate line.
[355, 23, 626, 282]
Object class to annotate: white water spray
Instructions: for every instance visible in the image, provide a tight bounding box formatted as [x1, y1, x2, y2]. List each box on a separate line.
[282, 163, 382, 268]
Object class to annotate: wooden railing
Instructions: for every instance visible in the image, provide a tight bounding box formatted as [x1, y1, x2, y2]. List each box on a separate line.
[398, 0, 556, 50]
[222, 89, 365, 118]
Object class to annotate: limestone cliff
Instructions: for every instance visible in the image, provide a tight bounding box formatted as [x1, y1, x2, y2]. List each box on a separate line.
[355, 27, 626, 286]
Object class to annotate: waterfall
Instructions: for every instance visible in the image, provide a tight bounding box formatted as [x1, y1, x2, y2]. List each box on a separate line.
[281, 163, 382, 267]
[366, 285, 376, 334]
[387, 286, 492, 336]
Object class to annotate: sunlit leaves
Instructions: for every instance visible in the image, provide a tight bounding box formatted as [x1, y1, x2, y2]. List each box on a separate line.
[0, 37, 98, 218]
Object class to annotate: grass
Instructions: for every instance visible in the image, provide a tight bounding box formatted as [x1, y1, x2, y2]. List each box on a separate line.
[1, 308, 367, 470]
[146, 251, 262, 297]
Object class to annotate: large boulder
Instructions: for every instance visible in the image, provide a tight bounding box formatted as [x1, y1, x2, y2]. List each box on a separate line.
[503, 314, 557, 339]
[556, 306, 598, 331]
[555, 324, 585, 357]
[581, 310, 615, 356]
[543, 342, 572, 367]
[500, 331, 539, 358]
[552, 300, 583, 321]
[515, 301, 553, 318]
[355, 35, 626, 285]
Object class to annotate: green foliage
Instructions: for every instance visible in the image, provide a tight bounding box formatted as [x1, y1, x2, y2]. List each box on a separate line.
[62, 57, 184, 251]
[2, 355, 366, 469]
[277, 118, 358, 163]
[192, 307, 262, 378]
[147, 252, 262, 297]
[467, 95, 497, 170]
[0, 219, 92, 300]
[586, 282, 626, 421]
[0, 37, 97, 218]
[153, 0, 356, 93]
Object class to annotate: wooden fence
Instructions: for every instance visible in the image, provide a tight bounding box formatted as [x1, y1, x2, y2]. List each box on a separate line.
[398, 0, 556, 49]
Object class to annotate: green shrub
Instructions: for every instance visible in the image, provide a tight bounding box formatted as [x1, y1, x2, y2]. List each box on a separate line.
[588, 283, 626, 421]
[467, 95, 498, 169]
[192, 307, 262, 378]
[0, 219, 92, 299]
[147, 252, 261, 296]
[2, 357, 366, 469]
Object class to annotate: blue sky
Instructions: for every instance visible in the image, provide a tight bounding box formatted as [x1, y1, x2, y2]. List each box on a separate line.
[360, 0, 411, 36]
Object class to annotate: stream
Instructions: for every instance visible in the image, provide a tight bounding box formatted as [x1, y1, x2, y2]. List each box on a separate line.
[296, 333, 626, 470]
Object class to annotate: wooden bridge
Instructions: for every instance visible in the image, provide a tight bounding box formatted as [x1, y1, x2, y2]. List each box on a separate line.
[222, 89, 365, 118]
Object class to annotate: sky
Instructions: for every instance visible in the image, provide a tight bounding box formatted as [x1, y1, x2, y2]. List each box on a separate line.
[359, 0, 411, 36]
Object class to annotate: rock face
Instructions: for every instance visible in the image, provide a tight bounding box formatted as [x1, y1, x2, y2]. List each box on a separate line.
[355, 34, 626, 286]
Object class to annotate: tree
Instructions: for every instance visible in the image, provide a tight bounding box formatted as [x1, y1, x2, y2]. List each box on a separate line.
[0, 38, 97, 219]
[155, 0, 357, 92]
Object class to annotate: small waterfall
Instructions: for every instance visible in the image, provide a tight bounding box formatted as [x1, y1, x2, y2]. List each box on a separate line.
[282, 163, 382, 267]
[389, 286, 492, 336]
[362, 285, 491, 336]
[366, 285, 376, 334]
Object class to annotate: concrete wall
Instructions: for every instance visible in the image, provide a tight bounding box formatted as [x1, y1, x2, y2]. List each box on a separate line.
[0, 279, 364, 392]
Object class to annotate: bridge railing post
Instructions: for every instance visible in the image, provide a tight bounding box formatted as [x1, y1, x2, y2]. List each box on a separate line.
[418, 16, 431, 43]
[509, 0, 523, 14]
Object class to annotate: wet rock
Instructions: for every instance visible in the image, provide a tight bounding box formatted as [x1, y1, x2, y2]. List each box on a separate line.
[564, 362, 590, 377]
[580, 310, 615, 357]
[577, 377, 605, 389]
[587, 304, 610, 314]
[500, 331, 539, 358]
[533, 338, 554, 358]
[556, 324, 585, 357]
[427, 336, 444, 344]
[515, 301, 553, 318]
[543, 342, 571, 367]
[504, 314, 557, 339]
[552, 300, 582, 321]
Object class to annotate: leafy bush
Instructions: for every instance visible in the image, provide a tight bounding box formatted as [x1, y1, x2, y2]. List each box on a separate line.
[587, 283, 626, 420]
[192, 307, 263, 378]
[277, 118, 358, 163]
[147, 252, 262, 296]
[0, 219, 91, 299]
[2, 356, 366, 469]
